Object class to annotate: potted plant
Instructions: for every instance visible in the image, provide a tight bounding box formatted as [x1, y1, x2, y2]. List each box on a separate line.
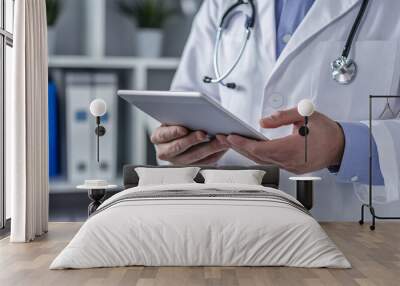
[118, 0, 174, 58]
[46, 0, 60, 55]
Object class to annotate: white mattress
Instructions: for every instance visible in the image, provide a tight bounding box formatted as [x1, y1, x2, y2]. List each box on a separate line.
[50, 183, 350, 269]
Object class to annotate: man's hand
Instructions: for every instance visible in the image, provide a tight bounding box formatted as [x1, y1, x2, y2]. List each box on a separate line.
[226, 108, 345, 174]
[151, 125, 229, 165]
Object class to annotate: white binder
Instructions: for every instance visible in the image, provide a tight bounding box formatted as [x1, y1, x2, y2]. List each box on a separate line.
[66, 73, 92, 183]
[91, 73, 118, 181]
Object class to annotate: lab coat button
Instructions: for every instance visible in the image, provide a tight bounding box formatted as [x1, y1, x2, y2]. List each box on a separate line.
[282, 34, 292, 44]
[351, 176, 359, 182]
[268, 93, 284, 109]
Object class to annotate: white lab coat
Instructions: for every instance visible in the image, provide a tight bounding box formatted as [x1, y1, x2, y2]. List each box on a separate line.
[171, 0, 400, 220]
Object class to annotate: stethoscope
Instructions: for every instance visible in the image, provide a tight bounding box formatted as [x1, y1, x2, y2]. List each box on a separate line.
[203, 0, 370, 89]
[203, 0, 256, 89]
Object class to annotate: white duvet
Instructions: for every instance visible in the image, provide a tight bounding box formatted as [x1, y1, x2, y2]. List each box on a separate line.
[50, 183, 350, 269]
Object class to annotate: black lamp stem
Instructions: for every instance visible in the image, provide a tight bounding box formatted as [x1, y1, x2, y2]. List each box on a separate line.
[96, 116, 100, 162]
[305, 116, 308, 163]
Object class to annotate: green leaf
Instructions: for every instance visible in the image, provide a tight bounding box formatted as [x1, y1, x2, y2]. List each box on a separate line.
[117, 0, 176, 28]
[46, 0, 60, 26]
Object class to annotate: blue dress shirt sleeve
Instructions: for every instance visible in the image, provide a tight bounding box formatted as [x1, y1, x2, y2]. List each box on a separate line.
[332, 122, 384, 185]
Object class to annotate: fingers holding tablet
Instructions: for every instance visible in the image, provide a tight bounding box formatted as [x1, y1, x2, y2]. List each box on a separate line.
[152, 125, 229, 165]
[150, 125, 190, 144]
[168, 135, 229, 165]
[153, 127, 207, 160]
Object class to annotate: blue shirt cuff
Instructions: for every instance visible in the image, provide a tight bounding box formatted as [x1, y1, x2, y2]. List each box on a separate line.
[331, 122, 384, 185]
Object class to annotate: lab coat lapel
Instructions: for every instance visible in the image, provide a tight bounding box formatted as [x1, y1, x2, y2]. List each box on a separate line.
[268, 0, 361, 81]
[258, 0, 277, 64]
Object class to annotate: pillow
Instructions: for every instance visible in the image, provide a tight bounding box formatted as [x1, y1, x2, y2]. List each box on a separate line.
[135, 167, 201, 186]
[200, 169, 266, 185]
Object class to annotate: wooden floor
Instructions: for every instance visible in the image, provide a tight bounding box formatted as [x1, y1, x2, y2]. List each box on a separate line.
[0, 222, 399, 286]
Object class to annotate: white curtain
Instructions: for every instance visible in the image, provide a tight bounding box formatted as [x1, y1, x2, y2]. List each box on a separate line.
[7, 0, 48, 242]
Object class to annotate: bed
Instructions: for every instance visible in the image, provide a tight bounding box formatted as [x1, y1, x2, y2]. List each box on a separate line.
[50, 165, 350, 269]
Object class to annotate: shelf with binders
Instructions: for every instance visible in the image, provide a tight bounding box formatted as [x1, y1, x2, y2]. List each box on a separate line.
[46, 0, 195, 194]
[48, 57, 179, 193]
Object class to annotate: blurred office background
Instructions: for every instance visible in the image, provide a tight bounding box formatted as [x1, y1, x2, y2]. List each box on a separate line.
[48, 0, 202, 221]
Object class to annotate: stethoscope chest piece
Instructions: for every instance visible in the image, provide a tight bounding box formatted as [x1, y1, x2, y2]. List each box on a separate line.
[331, 56, 357, 85]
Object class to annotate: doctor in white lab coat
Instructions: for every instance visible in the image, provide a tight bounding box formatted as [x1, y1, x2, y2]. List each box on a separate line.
[150, 0, 400, 220]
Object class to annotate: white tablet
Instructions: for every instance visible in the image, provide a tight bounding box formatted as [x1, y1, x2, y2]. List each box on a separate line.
[118, 90, 267, 140]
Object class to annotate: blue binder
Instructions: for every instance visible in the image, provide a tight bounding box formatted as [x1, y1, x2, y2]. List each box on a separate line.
[48, 81, 59, 177]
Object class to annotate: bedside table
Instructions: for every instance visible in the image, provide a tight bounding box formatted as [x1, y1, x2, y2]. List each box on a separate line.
[289, 177, 321, 210]
[77, 180, 118, 216]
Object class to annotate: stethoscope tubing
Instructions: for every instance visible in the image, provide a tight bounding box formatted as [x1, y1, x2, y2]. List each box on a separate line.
[341, 0, 369, 58]
[203, 0, 255, 88]
[210, 28, 251, 84]
[204, 0, 370, 88]
[331, 0, 369, 84]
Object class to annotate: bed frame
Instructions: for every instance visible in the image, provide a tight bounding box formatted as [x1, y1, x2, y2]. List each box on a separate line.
[122, 165, 280, 189]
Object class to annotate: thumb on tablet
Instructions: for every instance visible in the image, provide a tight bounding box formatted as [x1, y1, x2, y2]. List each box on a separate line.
[260, 108, 303, 129]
